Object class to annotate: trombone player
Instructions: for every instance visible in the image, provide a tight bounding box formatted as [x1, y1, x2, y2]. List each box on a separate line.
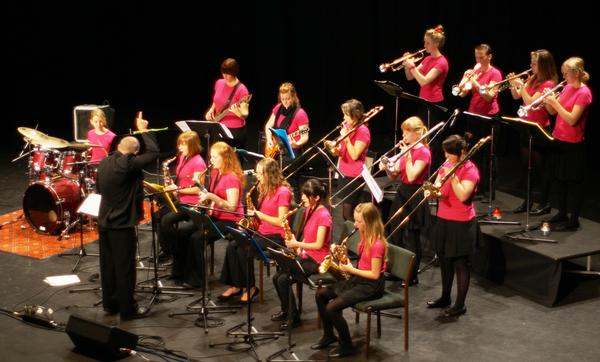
[324, 99, 371, 221]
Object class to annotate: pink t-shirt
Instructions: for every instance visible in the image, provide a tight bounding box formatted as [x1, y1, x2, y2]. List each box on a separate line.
[397, 145, 431, 184]
[338, 124, 370, 178]
[301, 206, 332, 264]
[437, 160, 479, 221]
[357, 239, 387, 273]
[468, 66, 502, 115]
[419, 55, 449, 102]
[272, 104, 309, 148]
[257, 186, 292, 237]
[523, 80, 556, 128]
[552, 84, 593, 143]
[209, 169, 243, 222]
[212, 79, 250, 129]
[176, 154, 207, 205]
[87, 129, 116, 164]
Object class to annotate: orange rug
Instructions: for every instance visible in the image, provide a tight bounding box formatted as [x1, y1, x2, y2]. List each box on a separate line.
[0, 202, 152, 260]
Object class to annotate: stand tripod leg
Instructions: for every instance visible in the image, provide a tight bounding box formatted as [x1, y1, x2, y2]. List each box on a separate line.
[57, 214, 99, 272]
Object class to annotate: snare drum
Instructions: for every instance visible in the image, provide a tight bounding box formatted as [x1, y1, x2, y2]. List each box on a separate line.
[60, 150, 87, 177]
[29, 146, 61, 182]
[22, 177, 83, 234]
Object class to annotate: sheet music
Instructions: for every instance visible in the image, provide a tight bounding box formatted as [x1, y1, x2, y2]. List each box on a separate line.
[361, 165, 383, 203]
[175, 120, 192, 132]
[77, 193, 102, 217]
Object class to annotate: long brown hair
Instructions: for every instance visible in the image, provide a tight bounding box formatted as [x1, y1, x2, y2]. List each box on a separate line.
[530, 49, 558, 87]
[257, 158, 290, 200]
[354, 202, 388, 261]
[210, 141, 245, 188]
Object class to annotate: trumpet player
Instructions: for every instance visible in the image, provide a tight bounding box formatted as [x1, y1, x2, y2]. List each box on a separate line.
[425, 134, 479, 318]
[272, 179, 331, 330]
[312, 202, 388, 358]
[324, 99, 371, 221]
[457, 44, 503, 116]
[379, 116, 431, 285]
[542, 57, 592, 231]
[509, 50, 559, 215]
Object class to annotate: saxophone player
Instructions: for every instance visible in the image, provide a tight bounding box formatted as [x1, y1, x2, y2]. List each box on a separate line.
[312, 202, 387, 358]
[219, 157, 293, 303]
[157, 131, 207, 262]
[272, 179, 332, 330]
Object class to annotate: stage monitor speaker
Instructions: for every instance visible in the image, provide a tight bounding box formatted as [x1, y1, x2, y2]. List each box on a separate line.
[73, 104, 115, 142]
[65, 315, 138, 361]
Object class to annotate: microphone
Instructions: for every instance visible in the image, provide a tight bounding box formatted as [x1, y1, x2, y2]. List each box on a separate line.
[449, 109, 461, 128]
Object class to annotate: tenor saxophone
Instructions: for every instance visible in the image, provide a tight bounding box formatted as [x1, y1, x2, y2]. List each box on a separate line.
[239, 182, 259, 230]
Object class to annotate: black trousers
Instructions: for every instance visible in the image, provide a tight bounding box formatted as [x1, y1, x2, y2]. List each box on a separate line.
[99, 227, 137, 317]
[158, 204, 190, 255]
[272, 257, 318, 316]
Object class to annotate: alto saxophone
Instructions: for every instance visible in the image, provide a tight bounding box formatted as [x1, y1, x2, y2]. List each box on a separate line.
[162, 156, 178, 199]
[318, 228, 357, 280]
[239, 183, 259, 230]
[282, 207, 301, 258]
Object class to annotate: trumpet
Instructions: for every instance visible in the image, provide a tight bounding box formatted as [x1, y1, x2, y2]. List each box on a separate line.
[479, 69, 531, 95]
[517, 80, 566, 118]
[379, 49, 426, 73]
[451, 64, 481, 96]
[323, 105, 384, 155]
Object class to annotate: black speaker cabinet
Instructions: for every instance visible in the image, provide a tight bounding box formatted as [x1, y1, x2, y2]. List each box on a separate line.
[65, 315, 138, 361]
[73, 104, 115, 142]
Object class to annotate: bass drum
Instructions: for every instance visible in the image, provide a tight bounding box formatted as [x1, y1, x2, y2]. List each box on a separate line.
[23, 178, 83, 235]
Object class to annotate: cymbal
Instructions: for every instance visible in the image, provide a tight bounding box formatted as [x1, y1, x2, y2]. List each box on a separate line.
[36, 136, 70, 149]
[17, 127, 48, 141]
[69, 142, 104, 150]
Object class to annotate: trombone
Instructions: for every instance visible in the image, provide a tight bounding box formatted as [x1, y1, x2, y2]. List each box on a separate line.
[379, 49, 426, 73]
[385, 136, 491, 240]
[323, 105, 384, 155]
[479, 69, 531, 95]
[330, 121, 445, 207]
[517, 80, 566, 118]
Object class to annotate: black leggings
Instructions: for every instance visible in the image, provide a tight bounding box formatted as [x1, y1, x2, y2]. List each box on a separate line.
[439, 255, 470, 308]
[315, 286, 354, 348]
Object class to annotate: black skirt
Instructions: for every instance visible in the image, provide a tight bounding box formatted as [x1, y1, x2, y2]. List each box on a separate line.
[431, 217, 479, 258]
[388, 182, 430, 231]
[335, 176, 364, 204]
[334, 274, 385, 306]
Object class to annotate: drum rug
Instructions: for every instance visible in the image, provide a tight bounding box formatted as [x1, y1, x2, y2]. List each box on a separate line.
[0, 202, 152, 259]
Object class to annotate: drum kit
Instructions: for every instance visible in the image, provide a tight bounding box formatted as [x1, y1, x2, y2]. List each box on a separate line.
[16, 127, 103, 235]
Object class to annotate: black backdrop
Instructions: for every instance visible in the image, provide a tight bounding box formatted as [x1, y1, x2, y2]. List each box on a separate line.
[5, 1, 596, 168]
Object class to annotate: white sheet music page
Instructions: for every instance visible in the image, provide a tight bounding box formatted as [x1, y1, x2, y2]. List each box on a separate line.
[361, 165, 383, 203]
[77, 193, 102, 217]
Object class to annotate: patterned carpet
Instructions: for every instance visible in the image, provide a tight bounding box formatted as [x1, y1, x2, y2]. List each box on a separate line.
[0, 202, 151, 259]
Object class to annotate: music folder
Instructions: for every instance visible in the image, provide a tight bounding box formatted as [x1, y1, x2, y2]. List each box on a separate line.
[142, 181, 178, 214]
[269, 128, 295, 160]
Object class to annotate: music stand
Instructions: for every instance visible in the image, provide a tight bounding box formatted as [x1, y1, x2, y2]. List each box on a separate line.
[374, 80, 404, 149]
[266, 248, 323, 362]
[209, 225, 283, 362]
[168, 206, 240, 332]
[58, 194, 101, 272]
[175, 120, 233, 162]
[502, 117, 556, 243]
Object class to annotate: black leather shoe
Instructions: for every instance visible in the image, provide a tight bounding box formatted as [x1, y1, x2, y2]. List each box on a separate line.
[310, 336, 338, 350]
[103, 308, 118, 316]
[239, 287, 259, 304]
[271, 311, 287, 322]
[427, 297, 451, 308]
[328, 345, 358, 358]
[546, 214, 568, 223]
[279, 318, 301, 331]
[442, 305, 467, 318]
[530, 203, 551, 216]
[217, 289, 242, 302]
[512, 201, 532, 214]
[552, 221, 580, 232]
[121, 306, 149, 320]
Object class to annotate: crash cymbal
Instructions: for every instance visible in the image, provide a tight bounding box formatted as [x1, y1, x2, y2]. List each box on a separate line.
[37, 136, 70, 149]
[68, 142, 103, 150]
[17, 127, 48, 141]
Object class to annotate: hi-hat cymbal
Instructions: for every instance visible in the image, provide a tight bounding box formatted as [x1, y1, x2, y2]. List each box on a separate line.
[68, 142, 103, 150]
[37, 136, 70, 149]
[17, 127, 48, 141]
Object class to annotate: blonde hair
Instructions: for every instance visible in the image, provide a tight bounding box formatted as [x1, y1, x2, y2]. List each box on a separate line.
[401, 116, 429, 146]
[256, 158, 291, 200]
[425, 24, 446, 49]
[210, 142, 245, 188]
[278, 82, 301, 108]
[90, 108, 106, 127]
[354, 202, 388, 262]
[562, 57, 590, 84]
[177, 131, 203, 156]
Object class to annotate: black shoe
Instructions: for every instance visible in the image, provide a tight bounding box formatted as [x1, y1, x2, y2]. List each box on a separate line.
[217, 289, 241, 302]
[427, 297, 451, 309]
[530, 203, 551, 216]
[328, 345, 358, 358]
[552, 221, 580, 232]
[279, 318, 301, 331]
[442, 305, 467, 318]
[103, 308, 118, 316]
[158, 251, 172, 262]
[271, 311, 287, 322]
[121, 306, 149, 320]
[310, 336, 338, 350]
[239, 287, 259, 304]
[546, 214, 568, 223]
[512, 201, 532, 214]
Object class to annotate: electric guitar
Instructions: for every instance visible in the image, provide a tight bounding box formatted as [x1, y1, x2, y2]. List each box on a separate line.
[264, 127, 310, 158]
[212, 94, 253, 123]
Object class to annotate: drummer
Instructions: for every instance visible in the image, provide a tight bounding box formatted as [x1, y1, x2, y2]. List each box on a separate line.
[87, 108, 116, 165]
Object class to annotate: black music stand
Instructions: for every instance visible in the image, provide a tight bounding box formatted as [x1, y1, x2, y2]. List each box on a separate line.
[374, 80, 404, 149]
[168, 206, 240, 332]
[209, 226, 283, 362]
[175, 120, 233, 161]
[502, 117, 556, 243]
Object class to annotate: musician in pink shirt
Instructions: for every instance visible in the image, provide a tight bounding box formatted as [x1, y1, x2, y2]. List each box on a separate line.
[264, 82, 310, 154]
[87, 108, 116, 165]
[543, 57, 592, 231]
[508, 50, 559, 215]
[426, 134, 480, 319]
[204, 58, 250, 149]
[324, 99, 370, 221]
